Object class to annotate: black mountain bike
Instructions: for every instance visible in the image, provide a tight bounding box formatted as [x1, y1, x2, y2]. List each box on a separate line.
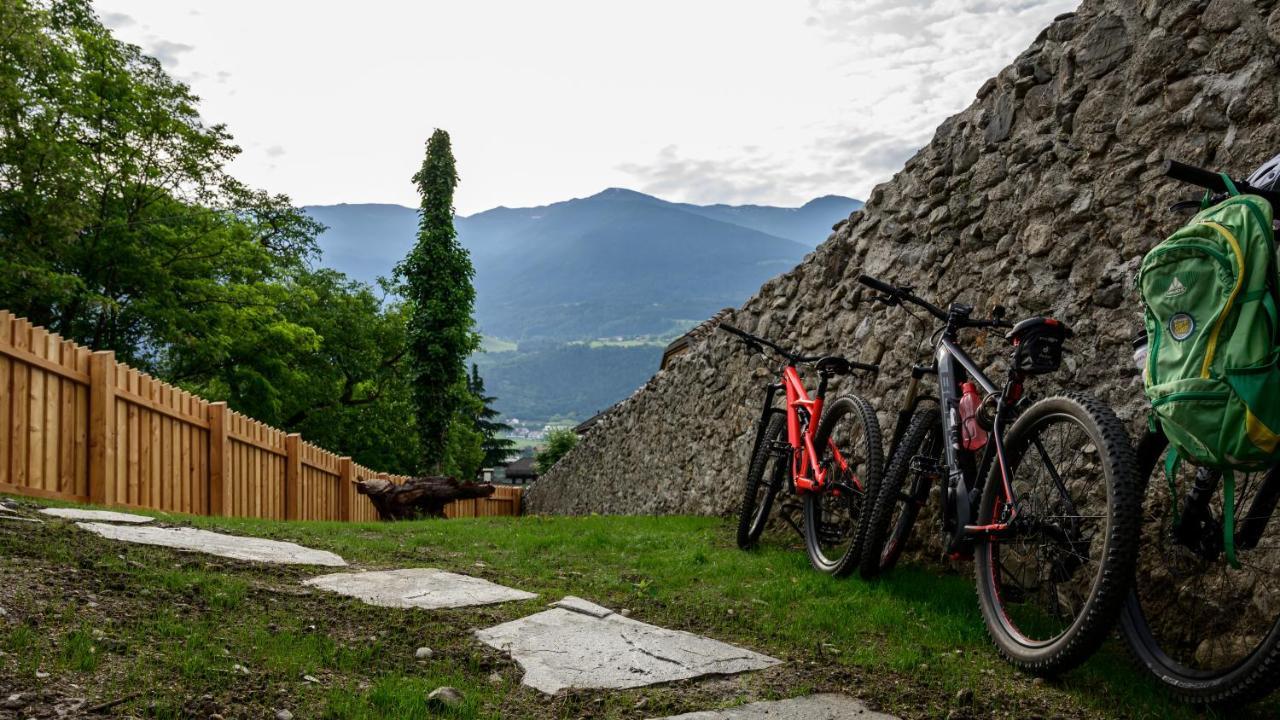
[1123, 157, 1280, 705]
[855, 276, 1141, 675]
[720, 322, 882, 576]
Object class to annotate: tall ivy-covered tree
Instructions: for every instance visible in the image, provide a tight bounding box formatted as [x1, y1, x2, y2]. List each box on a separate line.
[398, 130, 479, 473]
[468, 364, 516, 467]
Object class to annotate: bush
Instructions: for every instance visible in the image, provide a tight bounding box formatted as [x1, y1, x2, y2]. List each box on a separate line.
[535, 428, 579, 475]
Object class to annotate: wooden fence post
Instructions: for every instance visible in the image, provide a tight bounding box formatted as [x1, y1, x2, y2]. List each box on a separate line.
[208, 402, 229, 516]
[88, 351, 116, 506]
[285, 433, 301, 520]
[338, 456, 353, 522]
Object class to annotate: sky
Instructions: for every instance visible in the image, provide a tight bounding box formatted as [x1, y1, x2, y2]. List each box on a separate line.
[92, 0, 1078, 215]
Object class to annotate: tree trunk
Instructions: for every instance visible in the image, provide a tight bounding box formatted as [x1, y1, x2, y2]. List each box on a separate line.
[356, 476, 495, 520]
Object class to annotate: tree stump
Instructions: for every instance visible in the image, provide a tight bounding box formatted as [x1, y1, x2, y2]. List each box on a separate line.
[356, 476, 496, 520]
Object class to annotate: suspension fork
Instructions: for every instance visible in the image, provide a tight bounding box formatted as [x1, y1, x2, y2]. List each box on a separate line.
[887, 364, 936, 457]
[752, 382, 784, 455]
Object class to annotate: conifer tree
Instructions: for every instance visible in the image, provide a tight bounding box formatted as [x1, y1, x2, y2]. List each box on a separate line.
[468, 364, 516, 467]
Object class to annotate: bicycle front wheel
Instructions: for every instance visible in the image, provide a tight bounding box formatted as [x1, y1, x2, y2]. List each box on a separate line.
[973, 393, 1140, 675]
[1120, 432, 1280, 706]
[860, 405, 942, 579]
[803, 395, 883, 576]
[737, 413, 787, 549]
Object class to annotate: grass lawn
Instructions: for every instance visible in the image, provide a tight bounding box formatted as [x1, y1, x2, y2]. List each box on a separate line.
[0, 496, 1273, 719]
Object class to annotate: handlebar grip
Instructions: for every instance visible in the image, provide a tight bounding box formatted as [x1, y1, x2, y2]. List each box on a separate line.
[1164, 159, 1229, 193]
[852, 361, 880, 374]
[857, 274, 899, 296]
[718, 322, 749, 339]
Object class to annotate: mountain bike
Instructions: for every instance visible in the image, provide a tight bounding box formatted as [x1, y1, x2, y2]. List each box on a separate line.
[1123, 157, 1280, 705]
[719, 322, 883, 575]
[854, 276, 1141, 675]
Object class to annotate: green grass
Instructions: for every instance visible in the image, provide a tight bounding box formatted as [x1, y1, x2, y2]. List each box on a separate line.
[0, 496, 1275, 719]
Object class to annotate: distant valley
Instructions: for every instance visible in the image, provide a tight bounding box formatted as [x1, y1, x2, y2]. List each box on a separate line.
[307, 189, 862, 424]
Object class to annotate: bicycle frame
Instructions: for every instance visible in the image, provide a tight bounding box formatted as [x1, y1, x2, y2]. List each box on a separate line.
[758, 364, 855, 496]
[880, 309, 1026, 552]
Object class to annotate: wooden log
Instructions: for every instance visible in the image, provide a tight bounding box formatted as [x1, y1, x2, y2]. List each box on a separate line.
[356, 476, 495, 520]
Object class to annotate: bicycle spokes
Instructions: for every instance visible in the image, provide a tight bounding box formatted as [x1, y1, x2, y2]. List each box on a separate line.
[1133, 456, 1280, 673]
[989, 417, 1109, 644]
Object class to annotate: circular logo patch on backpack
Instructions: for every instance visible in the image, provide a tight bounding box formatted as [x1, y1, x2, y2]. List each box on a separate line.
[1169, 313, 1195, 341]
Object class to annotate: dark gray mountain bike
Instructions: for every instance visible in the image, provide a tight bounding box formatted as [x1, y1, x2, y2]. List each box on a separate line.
[855, 275, 1141, 676]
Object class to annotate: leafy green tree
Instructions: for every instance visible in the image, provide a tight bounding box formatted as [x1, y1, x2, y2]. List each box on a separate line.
[0, 0, 423, 474]
[536, 428, 579, 475]
[468, 364, 516, 467]
[440, 378, 485, 481]
[398, 129, 479, 473]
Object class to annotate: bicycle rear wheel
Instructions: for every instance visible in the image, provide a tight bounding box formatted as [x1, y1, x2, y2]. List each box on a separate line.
[1121, 433, 1280, 705]
[737, 413, 787, 549]
[803, 395, 882, 576]
[973, 393, 1140, 675]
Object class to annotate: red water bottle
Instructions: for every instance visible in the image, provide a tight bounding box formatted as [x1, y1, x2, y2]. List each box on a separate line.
[959, 382, 988, 451]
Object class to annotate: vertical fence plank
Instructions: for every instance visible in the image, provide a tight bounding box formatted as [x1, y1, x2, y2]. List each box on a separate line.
[0, 313, 11, 488]
[88, 352, 116, 506]
[284, 433, 301, 521]
[208, 402, 228, 516]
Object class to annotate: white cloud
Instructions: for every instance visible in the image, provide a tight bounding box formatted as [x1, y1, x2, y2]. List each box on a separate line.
[90, 0, 1078, 213]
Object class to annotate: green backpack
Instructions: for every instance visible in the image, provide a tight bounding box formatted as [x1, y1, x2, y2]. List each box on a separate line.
[1139, 181, 1280, 472]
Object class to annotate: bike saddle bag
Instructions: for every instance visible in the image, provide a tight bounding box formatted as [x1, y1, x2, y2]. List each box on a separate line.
[1006, 317, 1070, 375]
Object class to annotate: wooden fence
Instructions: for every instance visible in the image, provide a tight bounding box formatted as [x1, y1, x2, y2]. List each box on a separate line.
[0, 311, 521, 521]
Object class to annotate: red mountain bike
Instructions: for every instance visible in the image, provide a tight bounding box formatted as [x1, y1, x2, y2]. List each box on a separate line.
[720, 323, 882, 576]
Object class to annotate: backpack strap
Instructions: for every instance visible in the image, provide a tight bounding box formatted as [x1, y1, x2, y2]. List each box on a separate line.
[1223, 469, 1241, 569]
[1221, 173, 1240, 197]
[1164, 448, 1182, 526]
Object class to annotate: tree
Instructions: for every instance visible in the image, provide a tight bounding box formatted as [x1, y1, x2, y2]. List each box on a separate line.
[468, 364, 516, 467]
[0, 0, 423, 474]
[397, 129, 480, 474]
[536, 428, 579, 475]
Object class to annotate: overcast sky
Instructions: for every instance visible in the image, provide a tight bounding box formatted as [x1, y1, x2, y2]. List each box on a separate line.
[92, 0, 1076, 215]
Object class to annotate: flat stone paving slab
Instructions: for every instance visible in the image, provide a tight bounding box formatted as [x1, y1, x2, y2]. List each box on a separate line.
[476, 596, 779, 694]
[303, 568, 536, 609]
[41, 508, 154, 523]
[75, 522, 346, 566]
[652, 694, 899, 719]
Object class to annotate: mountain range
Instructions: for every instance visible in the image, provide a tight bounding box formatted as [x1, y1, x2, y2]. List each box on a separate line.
[306, 190, 862, 342]
[306, 189, 862, 423]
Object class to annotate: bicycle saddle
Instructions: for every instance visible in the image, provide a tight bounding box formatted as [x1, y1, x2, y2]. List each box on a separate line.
[815, 356, 854, 376]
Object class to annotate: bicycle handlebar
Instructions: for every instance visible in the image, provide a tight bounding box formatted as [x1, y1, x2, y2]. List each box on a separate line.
[1164, 159, 1280, 209]
[718, 323, 877, 372]
[857, 274, 948, 320]
[857, 274, 1013, 329]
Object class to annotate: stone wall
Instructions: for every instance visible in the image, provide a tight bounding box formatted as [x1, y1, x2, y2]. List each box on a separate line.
[526, 0, 1280, 516]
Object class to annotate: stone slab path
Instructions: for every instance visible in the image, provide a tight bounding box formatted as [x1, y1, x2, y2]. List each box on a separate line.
[303, 568, 536, 609]
[475, 596, 779, 695]
[40, 508, 154, 524]
[652, 694, 899, 719]
[75, 522, 347, 566]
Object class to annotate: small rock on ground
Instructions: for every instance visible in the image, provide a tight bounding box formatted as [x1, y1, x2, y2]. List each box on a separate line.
[415, 647, 433, 660]
[275, 710, 294, 720]
[426, 687, 464, 709]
